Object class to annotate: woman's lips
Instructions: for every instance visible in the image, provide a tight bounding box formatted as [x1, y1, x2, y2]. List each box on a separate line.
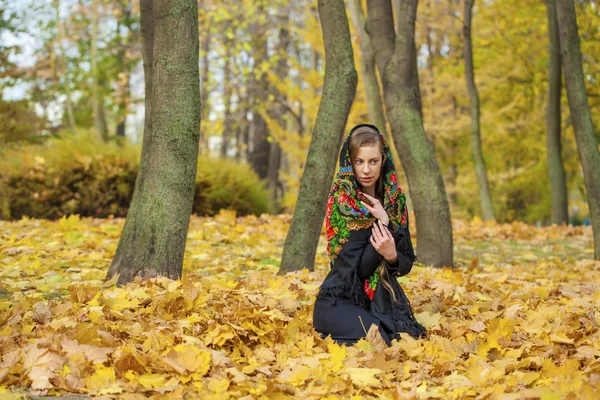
[361, 177, 372, 183]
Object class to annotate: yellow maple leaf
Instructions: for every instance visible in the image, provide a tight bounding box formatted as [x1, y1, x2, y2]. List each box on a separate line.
[477, 318, 514, 357]
[414, 311, 443, 329]
[326, 342, 347, 372]
[138, 373, 167, 389]
[346, 367, 382, 387]
[164, 344, 212, 376]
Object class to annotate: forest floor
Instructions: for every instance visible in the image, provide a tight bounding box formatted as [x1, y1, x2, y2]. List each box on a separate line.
[0, 212, 598, 399]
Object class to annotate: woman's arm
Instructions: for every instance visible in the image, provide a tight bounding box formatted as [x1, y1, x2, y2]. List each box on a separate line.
[357, 240, 382, 280]
[387, 224, 416, 277]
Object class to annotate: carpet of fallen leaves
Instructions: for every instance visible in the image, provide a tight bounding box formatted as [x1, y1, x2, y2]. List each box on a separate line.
[0, 211, 599, 399]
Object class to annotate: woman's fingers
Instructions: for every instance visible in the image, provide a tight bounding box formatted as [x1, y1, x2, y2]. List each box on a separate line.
[363, 193, 380, 205]
[382, 222, 393, 239]
[376, 220, 386, 237]
[369, 235, 379, 249]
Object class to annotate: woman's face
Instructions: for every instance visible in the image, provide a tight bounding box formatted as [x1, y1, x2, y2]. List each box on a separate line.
[352, 145, 382, 192]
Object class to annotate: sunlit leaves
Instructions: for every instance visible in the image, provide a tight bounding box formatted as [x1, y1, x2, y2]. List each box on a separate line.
[0, 213, 598, 397]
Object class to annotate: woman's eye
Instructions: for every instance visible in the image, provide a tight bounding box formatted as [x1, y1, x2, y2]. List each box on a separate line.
[370, 160, 378, 165]
[355, 160, 363, 165]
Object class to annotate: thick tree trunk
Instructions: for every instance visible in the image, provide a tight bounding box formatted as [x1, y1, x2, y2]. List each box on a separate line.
[463, 0, 495, 221]
[545, 0, 568, 225]
[279, 0, 357, 273]
[347, 0, 388, 139]
[107, 0, 201, 285]
[366, 0, 453, 268]
[90, 0, 108, 141]
[556, 0, 600, 259]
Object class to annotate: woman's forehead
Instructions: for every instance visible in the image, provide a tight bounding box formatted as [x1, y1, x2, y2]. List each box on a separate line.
[354, 145, 381, 159]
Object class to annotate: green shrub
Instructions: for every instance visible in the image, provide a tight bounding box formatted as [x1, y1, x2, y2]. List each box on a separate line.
[0, 133, 270, 220]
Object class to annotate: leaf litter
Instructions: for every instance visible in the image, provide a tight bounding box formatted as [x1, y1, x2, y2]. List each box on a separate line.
[0, 212, 598, 399]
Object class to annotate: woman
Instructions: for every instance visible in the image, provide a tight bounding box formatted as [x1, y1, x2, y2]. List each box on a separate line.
[313, 123, 426, 346]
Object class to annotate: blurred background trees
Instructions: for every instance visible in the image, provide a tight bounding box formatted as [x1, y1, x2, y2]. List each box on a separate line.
[1, 0, 599, 226]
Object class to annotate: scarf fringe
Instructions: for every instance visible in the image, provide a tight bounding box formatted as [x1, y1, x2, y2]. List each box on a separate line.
[317, 267, 370, 310]
[389, 278, 427, 339]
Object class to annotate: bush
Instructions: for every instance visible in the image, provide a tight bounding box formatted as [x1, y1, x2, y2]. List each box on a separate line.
[0, 134, 270, 220]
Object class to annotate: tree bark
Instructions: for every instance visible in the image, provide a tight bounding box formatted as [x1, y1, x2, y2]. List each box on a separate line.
[556, 0, 600, 259]
[545, 0, 568, 225]
[199, 0, 211, 153]
[90, 0, 108, 141]
[279, 0, 357, 273]
[347, 0, 388, 139]
[107, 0, 201, 285]
[463, 0, 495, 221]
[115, 2, 133, 139]
[267, 23, 289, 211]
[248, 12, 270, 180]
[54, 0, 76, 133]
[221, 38, 233, 157]
[366, 0, 453, 268]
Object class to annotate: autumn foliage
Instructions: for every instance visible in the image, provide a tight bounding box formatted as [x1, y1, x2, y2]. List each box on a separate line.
[0, 212, 598, 398]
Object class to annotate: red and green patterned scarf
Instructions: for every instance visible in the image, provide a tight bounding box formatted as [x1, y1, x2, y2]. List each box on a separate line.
[325, 124, 408, 300]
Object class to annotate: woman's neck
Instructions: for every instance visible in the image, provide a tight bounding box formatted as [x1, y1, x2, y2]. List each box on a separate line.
[362, 185, 376, 197]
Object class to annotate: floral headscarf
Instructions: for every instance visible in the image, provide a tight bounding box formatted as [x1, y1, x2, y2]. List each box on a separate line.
[326, 123, 408, 263]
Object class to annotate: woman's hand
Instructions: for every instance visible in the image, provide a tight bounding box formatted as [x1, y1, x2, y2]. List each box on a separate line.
[362, 193, 389, 226]
[370, 220, 397, 263]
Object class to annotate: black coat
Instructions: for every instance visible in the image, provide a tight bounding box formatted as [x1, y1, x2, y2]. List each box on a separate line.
[316, 221, 427, 341]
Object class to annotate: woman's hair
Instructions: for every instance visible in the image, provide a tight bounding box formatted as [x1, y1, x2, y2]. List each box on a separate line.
[348, 126, 398, 302]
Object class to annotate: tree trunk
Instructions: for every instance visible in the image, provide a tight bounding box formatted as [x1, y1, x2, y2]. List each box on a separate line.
[546, 0, 568, 225]
[54, 0, 76, 133]
[107, 0, 201, 285]
[366, 0, 453, 268]
[463, 0, 495, 221]
[267, 23, 290, 211]
[279, 0, 357, 273]
[347, 0, 388, 139]
[248, 14, 270, 180]
[221, 38, 232, 157]
[556, 0, 600, 259]
[90, 0, 108, 141]
[115, 2, 132, 139]
[199, 0, 211, 153]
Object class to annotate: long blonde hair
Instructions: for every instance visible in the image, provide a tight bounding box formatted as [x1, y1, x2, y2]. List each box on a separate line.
[349, 126, 398, 302]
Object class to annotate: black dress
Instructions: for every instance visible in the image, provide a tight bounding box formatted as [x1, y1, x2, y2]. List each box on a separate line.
[313, 223, 426, 346]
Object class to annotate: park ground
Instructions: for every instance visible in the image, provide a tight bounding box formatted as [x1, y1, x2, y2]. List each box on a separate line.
[0, 212, 598, 399]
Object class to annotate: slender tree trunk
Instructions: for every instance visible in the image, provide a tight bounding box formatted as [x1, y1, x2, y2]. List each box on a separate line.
[366, 0, 453, 268]
[347, 0, 388, 138]
[463, 0, 495, 221]
[546, 0, 568, 225]
[54, 0, 76, 133]
[90, 0, 108, 141]
[279, 0, 357, 273]
[248, 13, 270, 180]
[199, 0, 211, 153]
[556, 0, 600, 259]
[221, 38, 232, 157]
[107, 0, 201, 285]
[115, 3, 132, 139]
[392, 0, 401, 33]
[267, 23, 289, 210]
